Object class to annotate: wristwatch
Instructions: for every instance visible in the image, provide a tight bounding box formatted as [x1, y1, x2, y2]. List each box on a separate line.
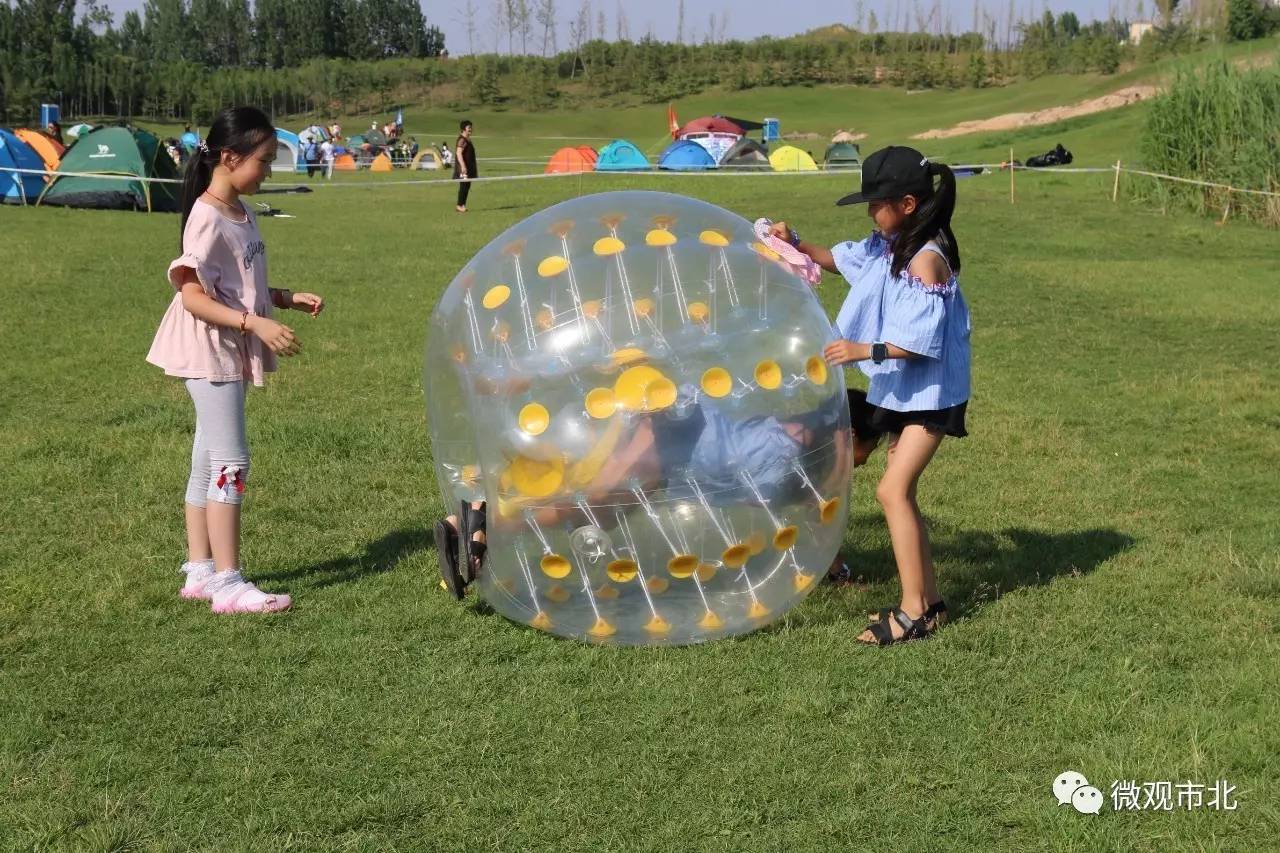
[788, 227, 801, 248]
[871, 342, 889, 364]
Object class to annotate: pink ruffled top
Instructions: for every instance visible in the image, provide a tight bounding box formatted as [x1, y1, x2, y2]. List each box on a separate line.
[146, 198, 277, 386]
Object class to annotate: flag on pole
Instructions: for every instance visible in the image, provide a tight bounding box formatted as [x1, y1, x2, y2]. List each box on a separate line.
[668, 104, 679, 138]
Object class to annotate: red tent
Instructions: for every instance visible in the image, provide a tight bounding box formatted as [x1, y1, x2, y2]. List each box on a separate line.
[676, 116, 744, 137]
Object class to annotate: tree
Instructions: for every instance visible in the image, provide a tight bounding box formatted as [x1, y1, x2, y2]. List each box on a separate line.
[535, 0, 556, 55]
[1226, 0, 1264, 40]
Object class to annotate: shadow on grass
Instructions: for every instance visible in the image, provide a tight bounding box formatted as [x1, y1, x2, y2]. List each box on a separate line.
[794, 515, 1135, 628]
[254, 527, 430, 590]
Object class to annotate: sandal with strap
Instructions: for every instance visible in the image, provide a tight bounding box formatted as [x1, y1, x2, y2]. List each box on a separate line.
[869, 599, 949, 632]
[460, 501, 488, 585]
[434, 516, 464, 600]
[860, 606, 931, 646]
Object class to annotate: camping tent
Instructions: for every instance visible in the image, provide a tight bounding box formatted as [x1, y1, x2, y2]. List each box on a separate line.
[769, 145, 818, 172]
[823, 141, 861, 169]
[719, 137, 770, 169]
[545, 146, 595, 173]
[658, 139, 716, 171]
[575, 145, 598, 166]
[595, 139, 649, 171]
[16, 129, 64, 172]
[179, 130, 200, 152]
[68, 123, 97, 140]
[37, 126, 180, 212]
[274, 128, 304, 174]
[370, 152, 393, 172]
[411, 149, 443, 170]
[298, 125, 328, 144]
[831, 130, 861, 144]
[333, 153, 356, 171]
[677, 115, 744, 162]
[0, 129, 46, 204]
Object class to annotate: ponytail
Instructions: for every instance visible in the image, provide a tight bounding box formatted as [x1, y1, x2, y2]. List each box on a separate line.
[178, 106, 276, 249]
[889, 161, 961, 278]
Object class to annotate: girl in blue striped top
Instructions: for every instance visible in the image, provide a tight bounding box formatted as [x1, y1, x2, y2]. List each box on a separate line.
[769, 145, 971, 646]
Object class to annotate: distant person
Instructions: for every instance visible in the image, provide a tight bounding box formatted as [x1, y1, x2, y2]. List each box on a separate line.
[146, 106, 326, 614]
[303, 138, 321, 178]
[440, 142, 453, 168]
[46, 121, 64, 146]
[453, 119, 477, 213]
[767, 145, 971, 646]
[320, 137, 334, 178]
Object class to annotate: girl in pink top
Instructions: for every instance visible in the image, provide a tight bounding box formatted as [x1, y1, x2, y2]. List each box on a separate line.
[147, 106, 325, 614]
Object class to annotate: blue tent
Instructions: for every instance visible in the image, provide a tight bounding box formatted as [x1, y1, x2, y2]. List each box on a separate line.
[658, 139, 716, 171]
[274, 128, 308, 174]
[595, 139, 650, 172]
[179, 130, 200, 152]
[0, 129, 46, 204]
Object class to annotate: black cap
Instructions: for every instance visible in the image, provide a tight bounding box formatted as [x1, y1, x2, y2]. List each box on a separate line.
[836, 145, 933, 206]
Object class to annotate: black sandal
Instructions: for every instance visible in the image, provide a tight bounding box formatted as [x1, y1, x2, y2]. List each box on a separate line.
[860, 606, 931, 646]
[459, 501, 488, 585]
[434, 517, 464, 600]
[869, 599, 948, 631]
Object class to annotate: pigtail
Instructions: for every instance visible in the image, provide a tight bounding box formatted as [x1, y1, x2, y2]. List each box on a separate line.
[890, 161, 962, 278]
[179, 147, 215, 249]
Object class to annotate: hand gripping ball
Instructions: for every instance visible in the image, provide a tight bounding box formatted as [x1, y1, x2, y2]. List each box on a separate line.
[426, 191, 852, 645]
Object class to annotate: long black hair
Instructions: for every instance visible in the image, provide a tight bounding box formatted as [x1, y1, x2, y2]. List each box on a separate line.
[179, 106, 275, 247]
[889, 161, 961, 278]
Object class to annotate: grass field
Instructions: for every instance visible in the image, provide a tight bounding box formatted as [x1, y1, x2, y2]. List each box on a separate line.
[4, 78, 1280, 850]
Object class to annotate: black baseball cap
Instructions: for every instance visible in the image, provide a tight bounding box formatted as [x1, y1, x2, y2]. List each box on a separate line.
[836, 145, 933, 205]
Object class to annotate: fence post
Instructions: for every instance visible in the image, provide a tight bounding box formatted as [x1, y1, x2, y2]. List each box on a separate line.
[1219, 194, 1232, 226]
[1112, 159, 1122, 202]
[1009, 147, 1015, 205]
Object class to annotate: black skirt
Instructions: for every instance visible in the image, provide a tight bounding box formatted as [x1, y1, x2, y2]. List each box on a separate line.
[847, 388, 968, 439]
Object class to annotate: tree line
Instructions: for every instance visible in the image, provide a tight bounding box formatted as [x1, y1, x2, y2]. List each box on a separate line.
[1, 0, 1275, 125]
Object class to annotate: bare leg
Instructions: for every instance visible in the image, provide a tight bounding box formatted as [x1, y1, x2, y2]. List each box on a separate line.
[207, 501, 242, 573]
[185, 502, 212, 563]
[857, 425, 944, 643]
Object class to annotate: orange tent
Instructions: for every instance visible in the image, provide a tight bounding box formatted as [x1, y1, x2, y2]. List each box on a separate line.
[545, 146, 594, 174]
[575, 145, 598, 165]
[370, 152, 393, 172]
[333, 153, 357, 171]
[16, 129, 64, 172]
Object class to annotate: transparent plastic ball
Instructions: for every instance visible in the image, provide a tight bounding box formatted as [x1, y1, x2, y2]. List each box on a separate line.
[426, 191, 851, 645]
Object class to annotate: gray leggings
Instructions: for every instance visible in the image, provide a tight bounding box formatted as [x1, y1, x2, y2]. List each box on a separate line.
[185, 379, 249, 507]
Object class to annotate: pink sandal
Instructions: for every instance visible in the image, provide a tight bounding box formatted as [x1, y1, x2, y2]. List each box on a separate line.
[207, 571, 292, 614]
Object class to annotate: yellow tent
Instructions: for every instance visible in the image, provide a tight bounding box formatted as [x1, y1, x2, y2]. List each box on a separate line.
[410, 149, 443, 170]
[333, 153, 356, 171]
[768, 145, 818, 172]
[370, 152, 393, 172]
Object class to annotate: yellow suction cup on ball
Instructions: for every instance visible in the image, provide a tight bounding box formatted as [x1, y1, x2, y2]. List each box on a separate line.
[752, 241, 781, 261]
[646, 576, 669, 595]
[593, 236, 626, 256]
[695, 563, 717, 583]
[643, 377, 677, 411]
[721, 544, 751, 569]
[645, 614, 671, 634]
[755, 360, 782, 390]
[773, 525, 798, 551]
[698, 230, 730, 247]
[687, 301, 710, 324]
[645, 229, 678, 247]
[745, 531, 767, 555]
[610, 347, 648, 367]
[518, 402, 549, 436]
[667, 554, 699, 578]
[540, 553, 572, 578]
[633, 297, 655, 318]
[748, 600, 771, 620]
[585, 387, 617, 419]
[819, 497, 842, 524]
[793, 572, 816, 592]
[805, 355, 828, 385]
[606, 558, 638, 582]
[537, 255, 568, 277]
[701, 367, 732, 398]
[530, 611, 553, 630]
[546, 584, 571, 603]
[482, 284, 510, 309]
[589, 616, 617, 638]
[699, 610, 724, 630]
[595, 584, 619, 600]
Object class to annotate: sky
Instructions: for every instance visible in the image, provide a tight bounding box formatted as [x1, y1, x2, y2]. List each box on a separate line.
[97, 0, 1133, 56]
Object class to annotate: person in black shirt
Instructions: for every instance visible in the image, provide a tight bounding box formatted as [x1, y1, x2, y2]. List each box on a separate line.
[453, 119, 477, 213]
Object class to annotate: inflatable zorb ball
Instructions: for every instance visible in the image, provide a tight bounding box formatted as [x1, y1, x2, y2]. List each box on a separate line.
[426, 191, 851, 645]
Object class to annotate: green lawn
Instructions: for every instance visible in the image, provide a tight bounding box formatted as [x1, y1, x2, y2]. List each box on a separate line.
[3, 114, 1279, 849]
